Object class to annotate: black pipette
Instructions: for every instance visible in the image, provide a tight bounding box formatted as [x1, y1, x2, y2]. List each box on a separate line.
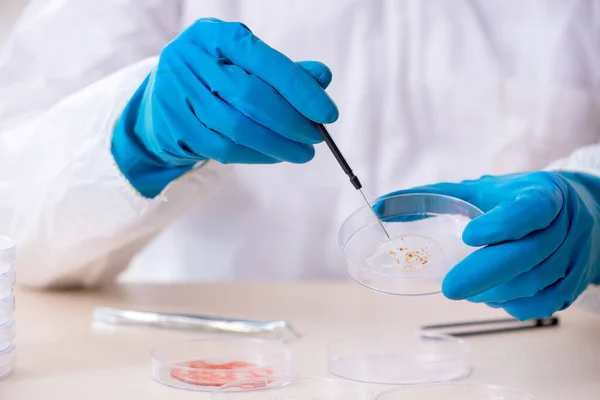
[316, 124, 390, 239]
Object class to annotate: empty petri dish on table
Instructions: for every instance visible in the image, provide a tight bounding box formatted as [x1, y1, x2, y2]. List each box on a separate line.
[0, 295, 14, 326]
[376, 383, 534, 399]
[339, 193, 483, 296]
[0, 320, 14, 352]
[328, 331, 470, 385]
[0, 344, 15, 380]
[152, 337, 295, 391]
[211, 376, 376, 399]
[0, 237, 15, 274]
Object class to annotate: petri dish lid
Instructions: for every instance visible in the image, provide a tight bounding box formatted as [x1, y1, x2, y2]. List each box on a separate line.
[0, 320, 14, 353]
[0, 237, 15, 274]
[0, 294, 14, 327]
[151, 337, 295, 392]
[376, 383, 535, 399]
[211, 376, 376, 399]
[0, 269, 15, 300]
[328, 331, 471, 385]
[0, 344, 15, 381]
[339, 193, 483, 296]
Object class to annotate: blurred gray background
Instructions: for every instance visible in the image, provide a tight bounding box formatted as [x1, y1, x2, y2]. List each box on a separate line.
[0, 0, 27, 44]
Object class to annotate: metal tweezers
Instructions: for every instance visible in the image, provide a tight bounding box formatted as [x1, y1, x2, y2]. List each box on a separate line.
[421, 317, 559, 337]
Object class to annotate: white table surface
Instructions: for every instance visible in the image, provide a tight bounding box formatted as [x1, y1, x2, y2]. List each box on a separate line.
[0, 282, 598, 399]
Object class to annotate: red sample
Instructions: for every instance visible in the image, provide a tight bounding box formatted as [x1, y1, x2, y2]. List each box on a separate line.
[170, 359, 275, 388]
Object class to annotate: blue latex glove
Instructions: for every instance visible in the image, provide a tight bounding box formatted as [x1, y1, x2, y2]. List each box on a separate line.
[112, 18, 338, 198]
[378, 171, 600, 320]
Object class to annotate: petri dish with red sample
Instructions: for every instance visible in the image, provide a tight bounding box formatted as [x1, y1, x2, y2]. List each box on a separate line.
[151, 337, 294, 391]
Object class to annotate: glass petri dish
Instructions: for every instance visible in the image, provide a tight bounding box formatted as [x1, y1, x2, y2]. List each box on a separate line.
[0, 269, 15, 300]
[328, 331, 470, 385]
[0, 320, 14, 352]
[0, 344, 15, 381]
[211, 376, 376, 399]
[339, 193, 483, 296]
[376, 383, 534, 399]
[0, 237, 15, 275]
[0, 294, 14, 326]
[151, 337, 295, 391]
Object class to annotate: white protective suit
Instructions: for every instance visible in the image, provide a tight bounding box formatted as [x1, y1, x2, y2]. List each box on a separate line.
[0, 0, 599, 307]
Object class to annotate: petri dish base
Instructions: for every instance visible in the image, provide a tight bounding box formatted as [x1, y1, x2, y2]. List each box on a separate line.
[211, 376, 376, 399]
[339, 193, 483, 296]
[0, 320, 14, 352]
[0, 345, 15, 381]
[0, 237, 15, 274]
[376, 383, 534, 399]
[151, 337, 294, 392]
[328, 331, 470, 385]
[0, 270, 15, 300]
[0, 295, 14, 326]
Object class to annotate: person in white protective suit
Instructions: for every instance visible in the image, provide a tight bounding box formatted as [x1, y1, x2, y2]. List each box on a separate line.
[0, 0, 599, 320]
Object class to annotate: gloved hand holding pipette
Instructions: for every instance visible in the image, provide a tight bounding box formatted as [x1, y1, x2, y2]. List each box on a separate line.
[112, 17, 338, 198]
[380, 171, 600, 321]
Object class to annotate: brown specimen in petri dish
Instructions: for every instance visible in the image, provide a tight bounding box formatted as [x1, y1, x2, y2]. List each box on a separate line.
[390, 246, 430, 270]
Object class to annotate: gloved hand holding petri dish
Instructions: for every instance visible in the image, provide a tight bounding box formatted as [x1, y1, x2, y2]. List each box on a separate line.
[339, 193, 483, 296]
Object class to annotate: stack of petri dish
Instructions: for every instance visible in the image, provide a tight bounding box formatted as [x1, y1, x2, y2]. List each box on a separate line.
[0, 237, 16, 380]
